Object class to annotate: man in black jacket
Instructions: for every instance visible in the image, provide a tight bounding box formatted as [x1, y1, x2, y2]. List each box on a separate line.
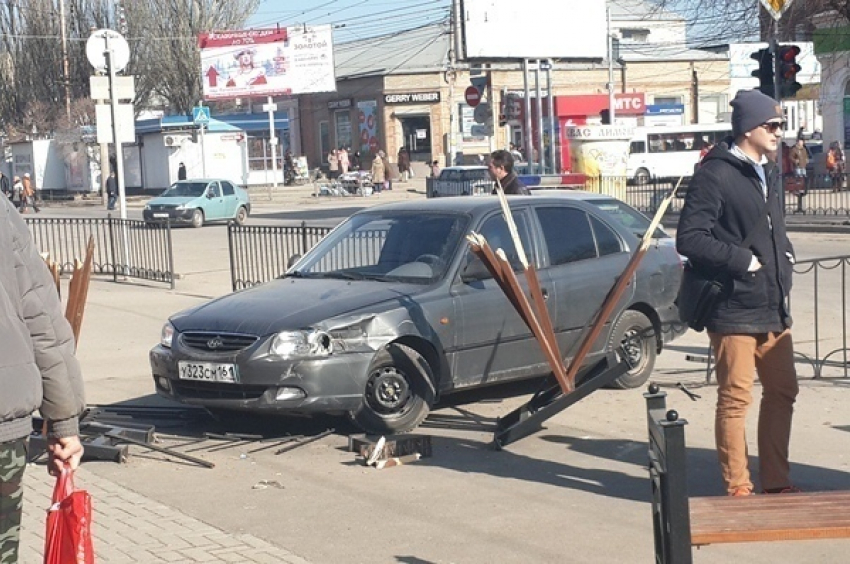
[677, 89, 798, 497]
[489, 150, 529, 195]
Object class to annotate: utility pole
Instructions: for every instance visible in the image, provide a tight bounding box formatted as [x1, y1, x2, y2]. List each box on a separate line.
[607, 7, 616, 124]
[59, 0, 71, 122]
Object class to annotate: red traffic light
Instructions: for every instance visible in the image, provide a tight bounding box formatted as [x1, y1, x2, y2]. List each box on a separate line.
[779, 45, 801, 62]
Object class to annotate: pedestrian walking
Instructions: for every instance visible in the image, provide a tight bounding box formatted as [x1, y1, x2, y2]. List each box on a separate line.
[22, 173, 40, 213]
[397, 147, 411, 182]
[338, 147, 350, 175]
[370, 151, 386, 193]
[488, 150, 529, 195]
[177, 162, 187, 181]
[12, 176, 25, 213]
[789, 138, 809, 178]
[827, 141, 845, 191]
[430, 160, 441, 178]
[677, 89, 799, 497]
[0, 171, 9, 200]
[0, 195, 87, 562]
[381, 151, 393, 190]
[106, 170, 118, 211]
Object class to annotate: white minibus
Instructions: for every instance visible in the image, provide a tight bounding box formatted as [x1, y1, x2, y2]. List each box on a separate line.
[627, 123, 733, 182]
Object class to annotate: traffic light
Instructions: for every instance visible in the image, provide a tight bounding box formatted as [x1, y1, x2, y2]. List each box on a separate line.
[777, 44, 802, 99]
[750, 48, 774, 99]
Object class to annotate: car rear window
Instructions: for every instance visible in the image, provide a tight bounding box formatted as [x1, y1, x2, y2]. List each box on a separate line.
[587, 199, 669, 239]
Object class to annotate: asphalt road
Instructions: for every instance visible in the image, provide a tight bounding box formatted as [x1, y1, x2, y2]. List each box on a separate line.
[28, 198, 850, 563]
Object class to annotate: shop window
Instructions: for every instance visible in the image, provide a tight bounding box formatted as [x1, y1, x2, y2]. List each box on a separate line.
[319, 121, 330, 158]
[247, 134, 281, 171]
[335, 112, 352, 150]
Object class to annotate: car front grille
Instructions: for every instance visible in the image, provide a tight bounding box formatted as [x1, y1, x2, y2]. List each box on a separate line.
[172, 380, 267, 401]
[180, 332, 259, 353]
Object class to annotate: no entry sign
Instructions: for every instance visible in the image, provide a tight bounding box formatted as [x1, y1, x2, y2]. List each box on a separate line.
[465, 86, 481, 107]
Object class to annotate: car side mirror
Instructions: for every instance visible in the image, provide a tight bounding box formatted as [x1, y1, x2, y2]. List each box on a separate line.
[460, 256, 492, 283]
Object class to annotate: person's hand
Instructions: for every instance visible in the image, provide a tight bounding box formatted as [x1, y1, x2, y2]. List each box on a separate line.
[748, 256, 762, 272]
[47, 435, 84, 475]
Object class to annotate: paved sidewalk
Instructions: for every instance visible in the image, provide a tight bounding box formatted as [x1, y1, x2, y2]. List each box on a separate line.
[19, 464, 310, 564]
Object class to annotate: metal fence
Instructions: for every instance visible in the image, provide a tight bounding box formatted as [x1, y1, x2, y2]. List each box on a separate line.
[791, 254, 850, 378]
[227, 221, 332, 291]
[25, 216, 175, 288]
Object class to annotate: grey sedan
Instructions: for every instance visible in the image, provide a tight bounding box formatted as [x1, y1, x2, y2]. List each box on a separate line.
[149, 192, 684, 434]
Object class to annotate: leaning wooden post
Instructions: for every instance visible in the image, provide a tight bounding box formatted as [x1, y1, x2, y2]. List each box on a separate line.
[562, 178, 682, 389]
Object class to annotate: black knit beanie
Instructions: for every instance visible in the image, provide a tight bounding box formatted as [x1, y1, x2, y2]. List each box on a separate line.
[731, 89, 784, 138]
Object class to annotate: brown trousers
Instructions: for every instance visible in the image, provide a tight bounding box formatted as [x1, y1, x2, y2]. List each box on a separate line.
[708, 330, 798, 494]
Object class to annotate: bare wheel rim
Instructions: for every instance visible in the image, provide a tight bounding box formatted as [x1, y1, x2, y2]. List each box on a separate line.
[365, 366, 413, 415]
[621, 327, 648, 373]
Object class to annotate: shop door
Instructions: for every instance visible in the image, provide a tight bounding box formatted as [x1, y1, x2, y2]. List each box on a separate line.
[400, 116, 431, 159]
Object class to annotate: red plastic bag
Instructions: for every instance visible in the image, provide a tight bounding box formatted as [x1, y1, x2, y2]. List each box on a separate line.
[44, 467, 94, 564]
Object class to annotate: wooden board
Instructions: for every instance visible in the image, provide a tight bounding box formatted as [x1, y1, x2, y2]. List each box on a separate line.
[690, 491, 850, 545]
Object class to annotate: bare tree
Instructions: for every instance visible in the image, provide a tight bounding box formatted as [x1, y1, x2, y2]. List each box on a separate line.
[0, 0, 259, 135]
[125, 0, 260, 114]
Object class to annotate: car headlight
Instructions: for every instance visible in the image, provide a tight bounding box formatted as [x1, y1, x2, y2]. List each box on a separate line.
[270, 330, 332, 359]
[174, 204, 186, 211]
[161, 322, 175, 348]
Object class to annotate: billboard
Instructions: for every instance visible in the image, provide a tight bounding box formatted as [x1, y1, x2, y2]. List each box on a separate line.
[459, 0, 606, 60]
[199, 26, 335, 100]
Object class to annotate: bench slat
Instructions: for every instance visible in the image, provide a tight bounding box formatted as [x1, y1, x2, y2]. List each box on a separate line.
[690, 491, 850, 545]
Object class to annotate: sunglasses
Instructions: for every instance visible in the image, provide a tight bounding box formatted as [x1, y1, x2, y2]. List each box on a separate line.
[760, 122, 785, 133]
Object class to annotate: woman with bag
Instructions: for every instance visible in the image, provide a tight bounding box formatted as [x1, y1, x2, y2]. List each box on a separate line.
[0, 195, 87, 562]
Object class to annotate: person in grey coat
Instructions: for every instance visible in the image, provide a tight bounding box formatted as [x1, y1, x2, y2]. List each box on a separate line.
[0, 197, 86, 562]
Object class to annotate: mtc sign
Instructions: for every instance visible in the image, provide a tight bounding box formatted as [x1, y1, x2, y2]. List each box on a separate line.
[554, 93, 646, 118]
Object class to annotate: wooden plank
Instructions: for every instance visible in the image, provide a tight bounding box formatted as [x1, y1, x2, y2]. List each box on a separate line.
[65, 236, 95, 349]
[690, 491, 850, 545]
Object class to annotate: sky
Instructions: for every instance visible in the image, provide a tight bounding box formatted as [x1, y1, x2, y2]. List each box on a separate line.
[246, 0, 452, 43]
[245, 1, 759, 47]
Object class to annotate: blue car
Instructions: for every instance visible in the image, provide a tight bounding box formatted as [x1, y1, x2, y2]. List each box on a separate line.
[143, 179, 251, 228]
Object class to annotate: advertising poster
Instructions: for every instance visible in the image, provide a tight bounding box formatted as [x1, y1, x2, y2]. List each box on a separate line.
[357, 100, 378, 155]
[200, 25, 335, 101]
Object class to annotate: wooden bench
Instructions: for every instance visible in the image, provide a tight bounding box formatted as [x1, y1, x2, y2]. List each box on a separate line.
[645, 384, 850, 563]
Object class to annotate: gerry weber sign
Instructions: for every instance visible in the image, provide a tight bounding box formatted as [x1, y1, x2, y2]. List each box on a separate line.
[384, 91, 441, 105]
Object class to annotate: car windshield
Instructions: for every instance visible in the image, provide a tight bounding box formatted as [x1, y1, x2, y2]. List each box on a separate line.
[288, 211, 469, 283]
[160, 182, 207, 198]
[588, 198, 669, 239]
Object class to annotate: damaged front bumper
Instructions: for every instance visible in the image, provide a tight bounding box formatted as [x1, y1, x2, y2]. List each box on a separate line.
[149, 343, 375, 414]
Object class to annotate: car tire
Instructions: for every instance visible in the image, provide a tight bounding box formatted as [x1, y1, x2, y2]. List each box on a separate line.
[607, 310, 656, 389]
[349, 343, 434, 434]
[234, 206, 248, 225]
[191, 209, 204, 228]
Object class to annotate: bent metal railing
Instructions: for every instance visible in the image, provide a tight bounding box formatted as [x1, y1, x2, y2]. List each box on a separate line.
[25, 216, 175, 288]
[791, 254, 850, 379]
[227, 221, 332, 291]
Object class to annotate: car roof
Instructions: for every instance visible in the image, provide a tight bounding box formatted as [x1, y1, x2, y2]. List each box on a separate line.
[174, 178, 234, 183]
[439, 166, 489, 172]
[358, 190, 617, 215]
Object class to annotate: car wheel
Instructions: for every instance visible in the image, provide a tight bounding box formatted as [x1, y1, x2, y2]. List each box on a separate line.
[607, 310, 656, 389]
[191, 209, 204, 228]
[635, 168, 650, 185]
[234, 206, 248, 225]
[349, 343, 434, 434]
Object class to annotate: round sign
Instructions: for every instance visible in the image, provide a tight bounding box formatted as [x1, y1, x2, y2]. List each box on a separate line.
[465, 86, 481, 107]
[86, 30, 130, 73]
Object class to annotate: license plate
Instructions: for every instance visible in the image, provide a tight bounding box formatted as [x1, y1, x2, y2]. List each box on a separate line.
[178, 361, 239, 383]
[153, 212, 169, 218]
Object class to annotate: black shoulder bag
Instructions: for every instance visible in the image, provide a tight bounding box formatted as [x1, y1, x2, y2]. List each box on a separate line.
[676, 200, 771, 332]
